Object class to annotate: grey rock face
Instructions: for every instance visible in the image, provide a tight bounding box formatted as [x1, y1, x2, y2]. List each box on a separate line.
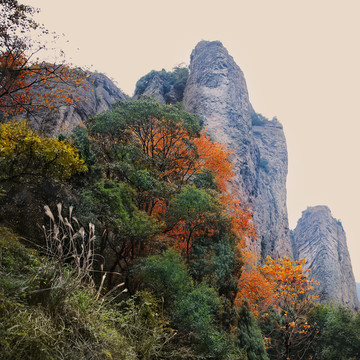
[183, 40, 292, 257]
[30, 72, 127, 135]
[292, 206, 359, 310]
[252, 116, 292, 258]
[135, 74, 167, 104]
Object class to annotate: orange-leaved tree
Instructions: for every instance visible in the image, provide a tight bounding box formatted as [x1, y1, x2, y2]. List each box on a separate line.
[0, 0, 88, 119]
[261, 256, 319, 359]
[235, 250, 276, 317]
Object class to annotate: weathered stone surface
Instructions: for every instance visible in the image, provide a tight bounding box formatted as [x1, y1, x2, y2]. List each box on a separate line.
[183, 40, 292, 257]
[134, 74, 167, 104]
[252, 116, 292, 257]
[292, 206, 359, 310]
[30, 72, 127, 135]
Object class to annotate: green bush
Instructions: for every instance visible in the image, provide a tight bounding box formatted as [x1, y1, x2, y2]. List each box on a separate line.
[237, 302, 269, 360]
[307, 304, 360, 359]
[174, 284, 229, 359]
[139, 249, 192, 308]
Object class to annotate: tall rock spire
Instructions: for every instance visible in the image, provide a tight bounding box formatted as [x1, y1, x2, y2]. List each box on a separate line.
[292, 206, 359, 310]
[184, 40, 292, 258]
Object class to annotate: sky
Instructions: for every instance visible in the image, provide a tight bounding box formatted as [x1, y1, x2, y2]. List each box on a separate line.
[22, 0, 360, 281]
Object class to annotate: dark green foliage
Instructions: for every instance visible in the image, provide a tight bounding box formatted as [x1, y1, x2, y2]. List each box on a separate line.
[166, 185, 219, 224]
[140, 250, 244, 359]
[237, 302, 269, 360]
[89, 97, 200, 139]
[193, 169, 219, 190]
[134, 66, 189, 103]
[174, 284, 230, 359]
[70, 125, 97, 168]
[189, 233, 239, 302]
[258, 307, 283, 359]
[307, 304, 360, 359]
[139, 249, 192, 308]
[79, 180, 160, 241]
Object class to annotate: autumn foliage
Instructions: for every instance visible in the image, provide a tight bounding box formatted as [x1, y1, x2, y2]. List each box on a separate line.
[235, 250, 276, 317]
[0, 0, 88, 119]
[0, 120, 87, 185]
[235, 252, 320, 359]
[89, 99, 256, 259]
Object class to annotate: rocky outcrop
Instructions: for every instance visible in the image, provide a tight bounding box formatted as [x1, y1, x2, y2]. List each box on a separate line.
[30, 72, 127, 135]
[183, 40, 292, 257]
[134, 68, 189, 105]
[135, 73, 168, 104]
[292, 206, 359, 310]
[252, 115, 292, 257]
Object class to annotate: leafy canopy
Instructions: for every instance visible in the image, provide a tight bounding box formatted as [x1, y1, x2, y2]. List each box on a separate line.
[0, 120, 87, 185]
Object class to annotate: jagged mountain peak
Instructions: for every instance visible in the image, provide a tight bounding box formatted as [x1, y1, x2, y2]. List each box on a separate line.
[292, 205, 359, 310]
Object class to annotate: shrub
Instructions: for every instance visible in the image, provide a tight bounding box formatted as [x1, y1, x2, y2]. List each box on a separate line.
[139, 249, 192, 308]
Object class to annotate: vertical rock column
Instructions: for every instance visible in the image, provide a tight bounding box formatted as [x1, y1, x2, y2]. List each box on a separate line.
[184, 40, 292, 258]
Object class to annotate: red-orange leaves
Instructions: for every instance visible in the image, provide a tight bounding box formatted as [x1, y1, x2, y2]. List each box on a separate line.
[195, 131, 256, 242]
[0, 50, 88, 118]
[193, 131, 233, 192]
[236, 253, 319, 320]
[235, 250, 275, 317]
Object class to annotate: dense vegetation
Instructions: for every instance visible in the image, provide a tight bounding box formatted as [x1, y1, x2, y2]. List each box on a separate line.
[1, 1, 360, 359]
[134, 67, 189, 104]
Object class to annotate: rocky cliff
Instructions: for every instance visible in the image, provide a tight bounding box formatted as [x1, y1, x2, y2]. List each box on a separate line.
[30, 72, 127, 134]
[183, 40, 292, 258]
[252, 116, 291, 257]
[292, 206, 359, 310]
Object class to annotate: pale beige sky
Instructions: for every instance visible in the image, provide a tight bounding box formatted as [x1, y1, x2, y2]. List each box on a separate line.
[23, 0, 360, 281]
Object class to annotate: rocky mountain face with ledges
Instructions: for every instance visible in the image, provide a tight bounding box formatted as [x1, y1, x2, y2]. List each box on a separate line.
[292, 206, 359, 310]
[30, 72, 127, 135]
[251, 116, 291, 258]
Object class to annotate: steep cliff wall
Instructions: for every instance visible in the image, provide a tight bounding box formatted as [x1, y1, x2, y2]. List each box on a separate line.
[183, 40, 292, 257]
[292, 206, 359, 310]
[30, 72, 127, 134]
[252, 117, 291, 257]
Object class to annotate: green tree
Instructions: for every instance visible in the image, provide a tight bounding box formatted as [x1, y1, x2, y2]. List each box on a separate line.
[307, 304, 360, 359]
[237, 301, 269, 360]
[78, 180, 161, 288]
[165, 185, 223, 262]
